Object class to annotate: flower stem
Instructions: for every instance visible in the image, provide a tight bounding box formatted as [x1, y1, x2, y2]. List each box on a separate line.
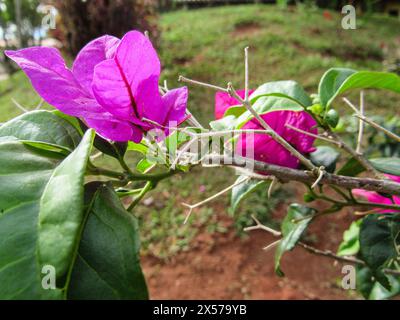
[128, 181, 154, 211]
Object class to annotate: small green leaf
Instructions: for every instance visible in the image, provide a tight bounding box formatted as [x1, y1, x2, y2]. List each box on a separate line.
[307, 103, 324, 116]
[223, 105, 246, 118]
[165, 128, 201, 155]
[337, 157, 365, 176]
[275, 204, 315, 276]
[127, 141, 149, 155]
[319, 68, 400, 108]
[67, 184, 148, 300]
[136, 158, 155, 173]
[310, 146, 340, 173]
[230, 176, 270, 213]
[369, 157, 400, 176]
[337, 220, 361, 256]
[38, 130, 95, 281]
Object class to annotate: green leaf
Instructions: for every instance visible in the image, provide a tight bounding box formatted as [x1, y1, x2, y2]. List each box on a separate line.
[136, 158, 155, 173]
[0, 110, 82, 151]
[357, 265, 400, 300]
[223, 105, 246, 118]
[368, 273, 400, 300]
[209, 115, 237, 131]
[52, 110, 84, 136]
[0, 141, 63, 299]
[37, 130, 95, 280]
[319, 68, 400, 108]
[337, 220, 361, 256]
[164, 129, 200, 155]
[318, 68, 356, 108]
[249, 80, 312, 107]
[359, 214, 400, 288]
[310, 146, 340, 173]
[67, 184, 148, 300]
[230, 176, 270, 214]
[337, 157, 365, 176]
[22, 141, 71, 157]
[275, 204, 315, 276]
[369, 157, 400, 176]
[127, 141, 149, 155]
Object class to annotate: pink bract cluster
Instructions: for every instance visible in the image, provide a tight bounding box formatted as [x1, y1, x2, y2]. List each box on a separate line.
[215, 91, 318, 169]
[6, 31, 188, 142]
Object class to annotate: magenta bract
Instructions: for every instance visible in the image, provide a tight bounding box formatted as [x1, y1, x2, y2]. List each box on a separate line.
[353, 175, 400, 213]
[215, 90, 318, 169]
[5, 31, 188, 142]
[214, 89, 254, 120]
[237, 110, 318, 168]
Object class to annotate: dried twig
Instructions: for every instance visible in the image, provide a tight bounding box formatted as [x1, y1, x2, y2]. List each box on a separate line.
[245, 215, 400, 276]
[245, 215, 365, 265]
[285, 124, 343, 147]
[181, 177, 250, 224]
[178, 75, 228, 92]
[356, 91, 365, 154]
[343, 97, 400, 144]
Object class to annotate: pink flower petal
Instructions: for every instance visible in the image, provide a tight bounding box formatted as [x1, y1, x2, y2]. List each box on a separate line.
[215, 89, 254, 119]
[85, 117, 143, 143]
[5, 47, 108, 120]
[134, 75, 165, 126]
[92, 58, 137, 121]
[72, 35, 120, 95]
[162, 87, 188, 126]
[237, 110, 317, 169]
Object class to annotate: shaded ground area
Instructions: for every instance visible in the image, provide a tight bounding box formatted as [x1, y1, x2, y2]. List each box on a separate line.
[143, 202, 357, 300]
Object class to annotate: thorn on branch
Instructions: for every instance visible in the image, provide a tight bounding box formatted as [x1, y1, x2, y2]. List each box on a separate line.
[311, 166, 326, 189]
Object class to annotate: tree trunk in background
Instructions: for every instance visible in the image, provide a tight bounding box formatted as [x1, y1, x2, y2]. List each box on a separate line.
[50, 0, 159, 56]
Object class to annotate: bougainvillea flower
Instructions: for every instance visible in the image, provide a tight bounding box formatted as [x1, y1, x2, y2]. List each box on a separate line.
[215, 89, 254, 119]
[237, 110, 318, 168]
[5, 31, 188, 142]
[353, 174, 400, 213]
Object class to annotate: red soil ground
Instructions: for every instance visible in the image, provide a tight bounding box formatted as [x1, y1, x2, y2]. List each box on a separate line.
[142, 201, 357, 300]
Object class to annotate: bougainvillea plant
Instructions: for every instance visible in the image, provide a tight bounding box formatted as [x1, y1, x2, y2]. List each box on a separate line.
[1, 30, 400, 300]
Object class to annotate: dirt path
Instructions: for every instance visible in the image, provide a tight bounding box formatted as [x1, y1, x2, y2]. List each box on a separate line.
[142, 207, 357, 300]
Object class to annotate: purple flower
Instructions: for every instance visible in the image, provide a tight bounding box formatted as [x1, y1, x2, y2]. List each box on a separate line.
[5, 31, 188, 142]
[237, 110, 317, 169]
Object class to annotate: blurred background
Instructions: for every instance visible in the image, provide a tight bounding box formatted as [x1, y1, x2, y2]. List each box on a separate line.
[1, 0, 400, 299]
